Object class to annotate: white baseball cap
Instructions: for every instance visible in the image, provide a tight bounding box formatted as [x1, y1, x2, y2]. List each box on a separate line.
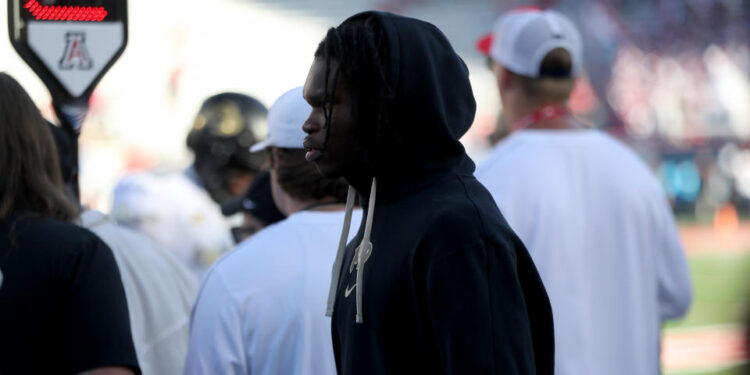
[477, 7, 583, 78]
[250, 86, 310, 152]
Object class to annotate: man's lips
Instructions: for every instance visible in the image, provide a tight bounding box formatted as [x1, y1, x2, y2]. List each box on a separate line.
[303, 139, 323, 162]
[305, 149, 322, 162]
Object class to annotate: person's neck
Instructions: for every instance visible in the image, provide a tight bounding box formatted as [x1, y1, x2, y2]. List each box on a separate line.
[283, 195, 345, 216]
[344, 170, 373, 199]
[507, 100, 579, 131]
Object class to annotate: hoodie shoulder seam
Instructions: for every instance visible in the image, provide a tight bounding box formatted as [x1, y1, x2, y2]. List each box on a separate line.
[454, 172, 500, 372]
[454, 174, 490, 241]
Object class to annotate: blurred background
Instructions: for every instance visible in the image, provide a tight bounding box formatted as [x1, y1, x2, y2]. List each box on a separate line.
[2, 0, 749, 373]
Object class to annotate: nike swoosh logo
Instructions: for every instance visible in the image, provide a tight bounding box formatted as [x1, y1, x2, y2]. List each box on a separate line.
[344, 284, 356, 298]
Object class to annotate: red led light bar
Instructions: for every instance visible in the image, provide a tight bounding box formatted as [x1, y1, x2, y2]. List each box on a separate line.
[24, 0, 108, 22]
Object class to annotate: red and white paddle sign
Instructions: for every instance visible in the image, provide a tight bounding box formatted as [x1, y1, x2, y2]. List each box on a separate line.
[8, 0, 128, 99]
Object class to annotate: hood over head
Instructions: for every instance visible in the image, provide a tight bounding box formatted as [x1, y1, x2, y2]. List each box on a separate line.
[323, 11, 477, 194]
[323, 11, 477, 324]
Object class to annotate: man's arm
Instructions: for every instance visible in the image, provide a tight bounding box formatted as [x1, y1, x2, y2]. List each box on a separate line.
[416, 213, 545, 374]
[184, 270, 248, 375]
[654, 195, 693, 320]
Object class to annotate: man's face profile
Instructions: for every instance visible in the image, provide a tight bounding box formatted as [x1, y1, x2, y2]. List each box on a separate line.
[302, 57, 361, 178]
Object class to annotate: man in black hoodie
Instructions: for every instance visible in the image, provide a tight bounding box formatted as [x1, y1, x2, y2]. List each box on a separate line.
[302, 11, 554, 374]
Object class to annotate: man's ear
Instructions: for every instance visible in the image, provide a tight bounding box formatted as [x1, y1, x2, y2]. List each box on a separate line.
[491, 62, 512, 91]
[499, 66, 513, 91]
[268, 147, 281, 169]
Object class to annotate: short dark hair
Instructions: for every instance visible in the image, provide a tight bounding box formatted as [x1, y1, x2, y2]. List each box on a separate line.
[511, 48, 575, 102]
[0, 73, 79, 222]
[314, 14, 393, 175]
[270, 147, 348, 203]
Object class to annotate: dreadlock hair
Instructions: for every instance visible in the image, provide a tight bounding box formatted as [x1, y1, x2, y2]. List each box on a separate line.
[314, 14, 394, 176]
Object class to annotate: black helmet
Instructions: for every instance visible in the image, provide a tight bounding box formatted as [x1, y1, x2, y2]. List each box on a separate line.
[186, 92, 268, 203]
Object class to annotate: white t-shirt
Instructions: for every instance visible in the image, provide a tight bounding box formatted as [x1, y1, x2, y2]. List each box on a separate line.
[184, 209, 362, 375]
[79, 210, 199, 375]
[111, 169, 234, 276]
[475, 129, 692, 375]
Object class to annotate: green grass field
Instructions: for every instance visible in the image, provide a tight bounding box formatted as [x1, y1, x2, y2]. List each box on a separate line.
[668, 253, 750, 330]
[665, 250, 750, 375]
[677, 367, 746, 375]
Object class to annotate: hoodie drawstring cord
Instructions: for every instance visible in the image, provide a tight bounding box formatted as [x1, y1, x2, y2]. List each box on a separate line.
[356, 178, 377, 323]
[326, 186, 357, 317]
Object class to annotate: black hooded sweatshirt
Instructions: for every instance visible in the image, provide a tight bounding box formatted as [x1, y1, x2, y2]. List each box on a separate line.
[329, 11, 554, 375]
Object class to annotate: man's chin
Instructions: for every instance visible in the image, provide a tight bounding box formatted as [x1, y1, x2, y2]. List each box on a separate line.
[312, 161, 344, 179]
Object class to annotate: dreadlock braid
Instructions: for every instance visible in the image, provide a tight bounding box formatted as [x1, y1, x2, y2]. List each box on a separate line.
[315, 14, 394, 176]
[320, 27, 340, 153]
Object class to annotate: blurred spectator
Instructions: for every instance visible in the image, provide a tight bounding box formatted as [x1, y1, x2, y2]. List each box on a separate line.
[49, 121, 199, 375]
[475, 8, 692, 375]
[111, 93, 268, 276]
[495, 0, 750, 218]
[185, 87, 358, 374]
[185, 93, 269, 203]
[0, 72, 140, 375]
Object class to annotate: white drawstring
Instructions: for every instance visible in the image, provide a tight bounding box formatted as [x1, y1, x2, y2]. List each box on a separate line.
[324, 178, 377, 324]
[326, 186, 357, 316]
[356, 178, 377, 323]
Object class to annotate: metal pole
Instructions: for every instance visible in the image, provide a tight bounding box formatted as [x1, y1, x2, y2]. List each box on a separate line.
[53, 96, 89, 202]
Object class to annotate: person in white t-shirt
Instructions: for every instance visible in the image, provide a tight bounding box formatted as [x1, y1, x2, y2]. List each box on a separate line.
[111, 93, 269, 277]
[474, 7, 693, 375]
[80, 211, 199, 375]
[185, 87, 360, 375]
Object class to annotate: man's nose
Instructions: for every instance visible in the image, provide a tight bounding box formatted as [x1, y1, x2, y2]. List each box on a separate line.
[302, 114, 320, 135]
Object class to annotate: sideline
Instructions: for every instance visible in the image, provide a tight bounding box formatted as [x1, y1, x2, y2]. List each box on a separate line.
[663, 324, 747, 373]
[680, 222, 750, 255]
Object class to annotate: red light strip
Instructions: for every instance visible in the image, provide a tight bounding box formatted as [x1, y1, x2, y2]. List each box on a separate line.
[24, 0, 108, 22]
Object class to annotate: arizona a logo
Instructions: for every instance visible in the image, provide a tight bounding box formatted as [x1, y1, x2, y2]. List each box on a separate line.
[59, 32, 93, 70]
